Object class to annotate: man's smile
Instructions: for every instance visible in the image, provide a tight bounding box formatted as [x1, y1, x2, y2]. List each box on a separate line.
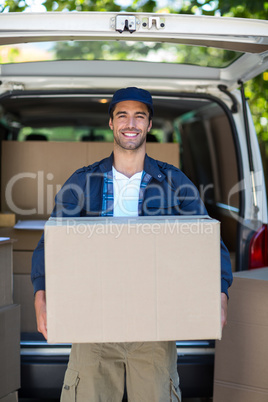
[121, 130, 140, 138]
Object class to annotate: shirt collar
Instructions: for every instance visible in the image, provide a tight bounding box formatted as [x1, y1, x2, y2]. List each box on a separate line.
[143, 154, 166, 182]
[99, 152, 165, 182]
[112, 166, 142, 181]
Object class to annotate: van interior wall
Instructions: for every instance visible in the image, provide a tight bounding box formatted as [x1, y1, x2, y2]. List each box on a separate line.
[1, 140, 179, 333]
[179, 111, 239, 271]
[0, 125, 8, 212]
[209, 114, 239, 253]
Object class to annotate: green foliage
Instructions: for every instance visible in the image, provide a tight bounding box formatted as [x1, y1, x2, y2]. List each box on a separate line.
[218, 0, 268, 18]
[0, 0, 27, 12]
[0, 0, 122, 12]
[53, 40, 241, 68]
[177, 0, 268, 18]
[54, 41, 163, 61]
[39, 0, 120, 12]
[0, 47, 19, 63]
[245, 74, 268, 141]
[1, 0, 267, 18]
[125, 0, 157, 13]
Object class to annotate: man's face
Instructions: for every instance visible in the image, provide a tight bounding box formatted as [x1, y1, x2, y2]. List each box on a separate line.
[109, 100, 152, 151]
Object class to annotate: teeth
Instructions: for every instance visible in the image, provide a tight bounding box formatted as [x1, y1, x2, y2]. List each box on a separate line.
[124, 133, 138, 137]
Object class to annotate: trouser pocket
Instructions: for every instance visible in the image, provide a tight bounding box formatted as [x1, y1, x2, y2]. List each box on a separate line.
[60, 368, 80, 402]
[170, 377, 181, 402]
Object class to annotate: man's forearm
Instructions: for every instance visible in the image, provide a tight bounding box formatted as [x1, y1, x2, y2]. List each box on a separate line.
[34, 290, 47, 340]
[221, 292, 228, 330]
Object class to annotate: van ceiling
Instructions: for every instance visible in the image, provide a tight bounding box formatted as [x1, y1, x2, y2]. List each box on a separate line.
[0, 93, 212, 128]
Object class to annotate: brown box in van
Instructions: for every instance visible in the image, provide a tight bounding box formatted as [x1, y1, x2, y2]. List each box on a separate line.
[0, 304, 20, 399]
[0, 240, 13, 308]
[0, 392, 18, 402]
[0, 213, 15, 227]
[214, 268, 268, 402]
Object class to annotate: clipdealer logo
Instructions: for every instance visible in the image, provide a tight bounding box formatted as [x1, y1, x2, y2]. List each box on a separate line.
[4, 169, 265, 231]
[4, 170, 210, 217]
[5, 171, 62, 215]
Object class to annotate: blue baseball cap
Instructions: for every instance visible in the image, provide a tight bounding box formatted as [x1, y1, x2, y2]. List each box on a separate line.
[108, 87, 154, 116]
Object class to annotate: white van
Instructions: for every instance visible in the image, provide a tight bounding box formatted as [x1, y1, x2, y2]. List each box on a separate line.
[0, 12, 267, 399]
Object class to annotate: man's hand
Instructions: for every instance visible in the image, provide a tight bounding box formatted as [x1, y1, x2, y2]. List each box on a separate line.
[34, 290, 47, 340]
[221, 292, 228, 330]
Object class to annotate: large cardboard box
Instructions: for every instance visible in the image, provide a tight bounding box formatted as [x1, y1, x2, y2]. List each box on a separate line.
[0, 304, 20, 399]
[213, 268, 268, 402]
[45, 216, 221, 343]
[0, 240, 13, 308]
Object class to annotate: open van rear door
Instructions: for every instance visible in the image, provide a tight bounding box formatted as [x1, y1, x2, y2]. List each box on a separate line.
[0, 12, 267, 90]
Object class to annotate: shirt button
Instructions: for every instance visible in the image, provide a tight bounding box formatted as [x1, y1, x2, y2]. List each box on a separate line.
[158, 174, 161, 178]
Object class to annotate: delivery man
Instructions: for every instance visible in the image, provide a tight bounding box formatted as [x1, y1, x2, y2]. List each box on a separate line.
[32, 87, 233, 401]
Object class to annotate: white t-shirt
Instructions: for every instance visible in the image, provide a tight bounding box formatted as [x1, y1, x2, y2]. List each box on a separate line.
[112, 166, 142, 217]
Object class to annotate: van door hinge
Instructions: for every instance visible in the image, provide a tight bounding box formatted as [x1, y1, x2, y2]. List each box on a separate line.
[112, 15, 165, 32]
[113, 15, 137, 33]
[142, 17, 165, 30]
[218, 85, 238, 113]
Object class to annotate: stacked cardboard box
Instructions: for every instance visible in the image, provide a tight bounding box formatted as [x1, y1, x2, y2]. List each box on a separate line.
[214, 267, 268, 402]
[0, 228, 40, 333]
[0, 240, 13, 308]
[0, 393, 18, 402]
[0, 223, 43, 332]
[0, 213, 15, 228]
[0, 240, 20, 401]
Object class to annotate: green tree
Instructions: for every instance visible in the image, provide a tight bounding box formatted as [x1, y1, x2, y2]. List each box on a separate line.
[174, 0, 268, 18]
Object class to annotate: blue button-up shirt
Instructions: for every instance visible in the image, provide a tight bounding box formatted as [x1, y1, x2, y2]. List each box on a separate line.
[31, 153, 233, 296]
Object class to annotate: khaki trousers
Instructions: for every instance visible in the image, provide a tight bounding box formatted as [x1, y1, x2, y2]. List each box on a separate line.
[60, 341, 181, 402]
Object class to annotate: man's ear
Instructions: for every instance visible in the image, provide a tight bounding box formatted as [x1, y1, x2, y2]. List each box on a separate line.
[109, 118, 113, 131]
[148, 120, 152, 132]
